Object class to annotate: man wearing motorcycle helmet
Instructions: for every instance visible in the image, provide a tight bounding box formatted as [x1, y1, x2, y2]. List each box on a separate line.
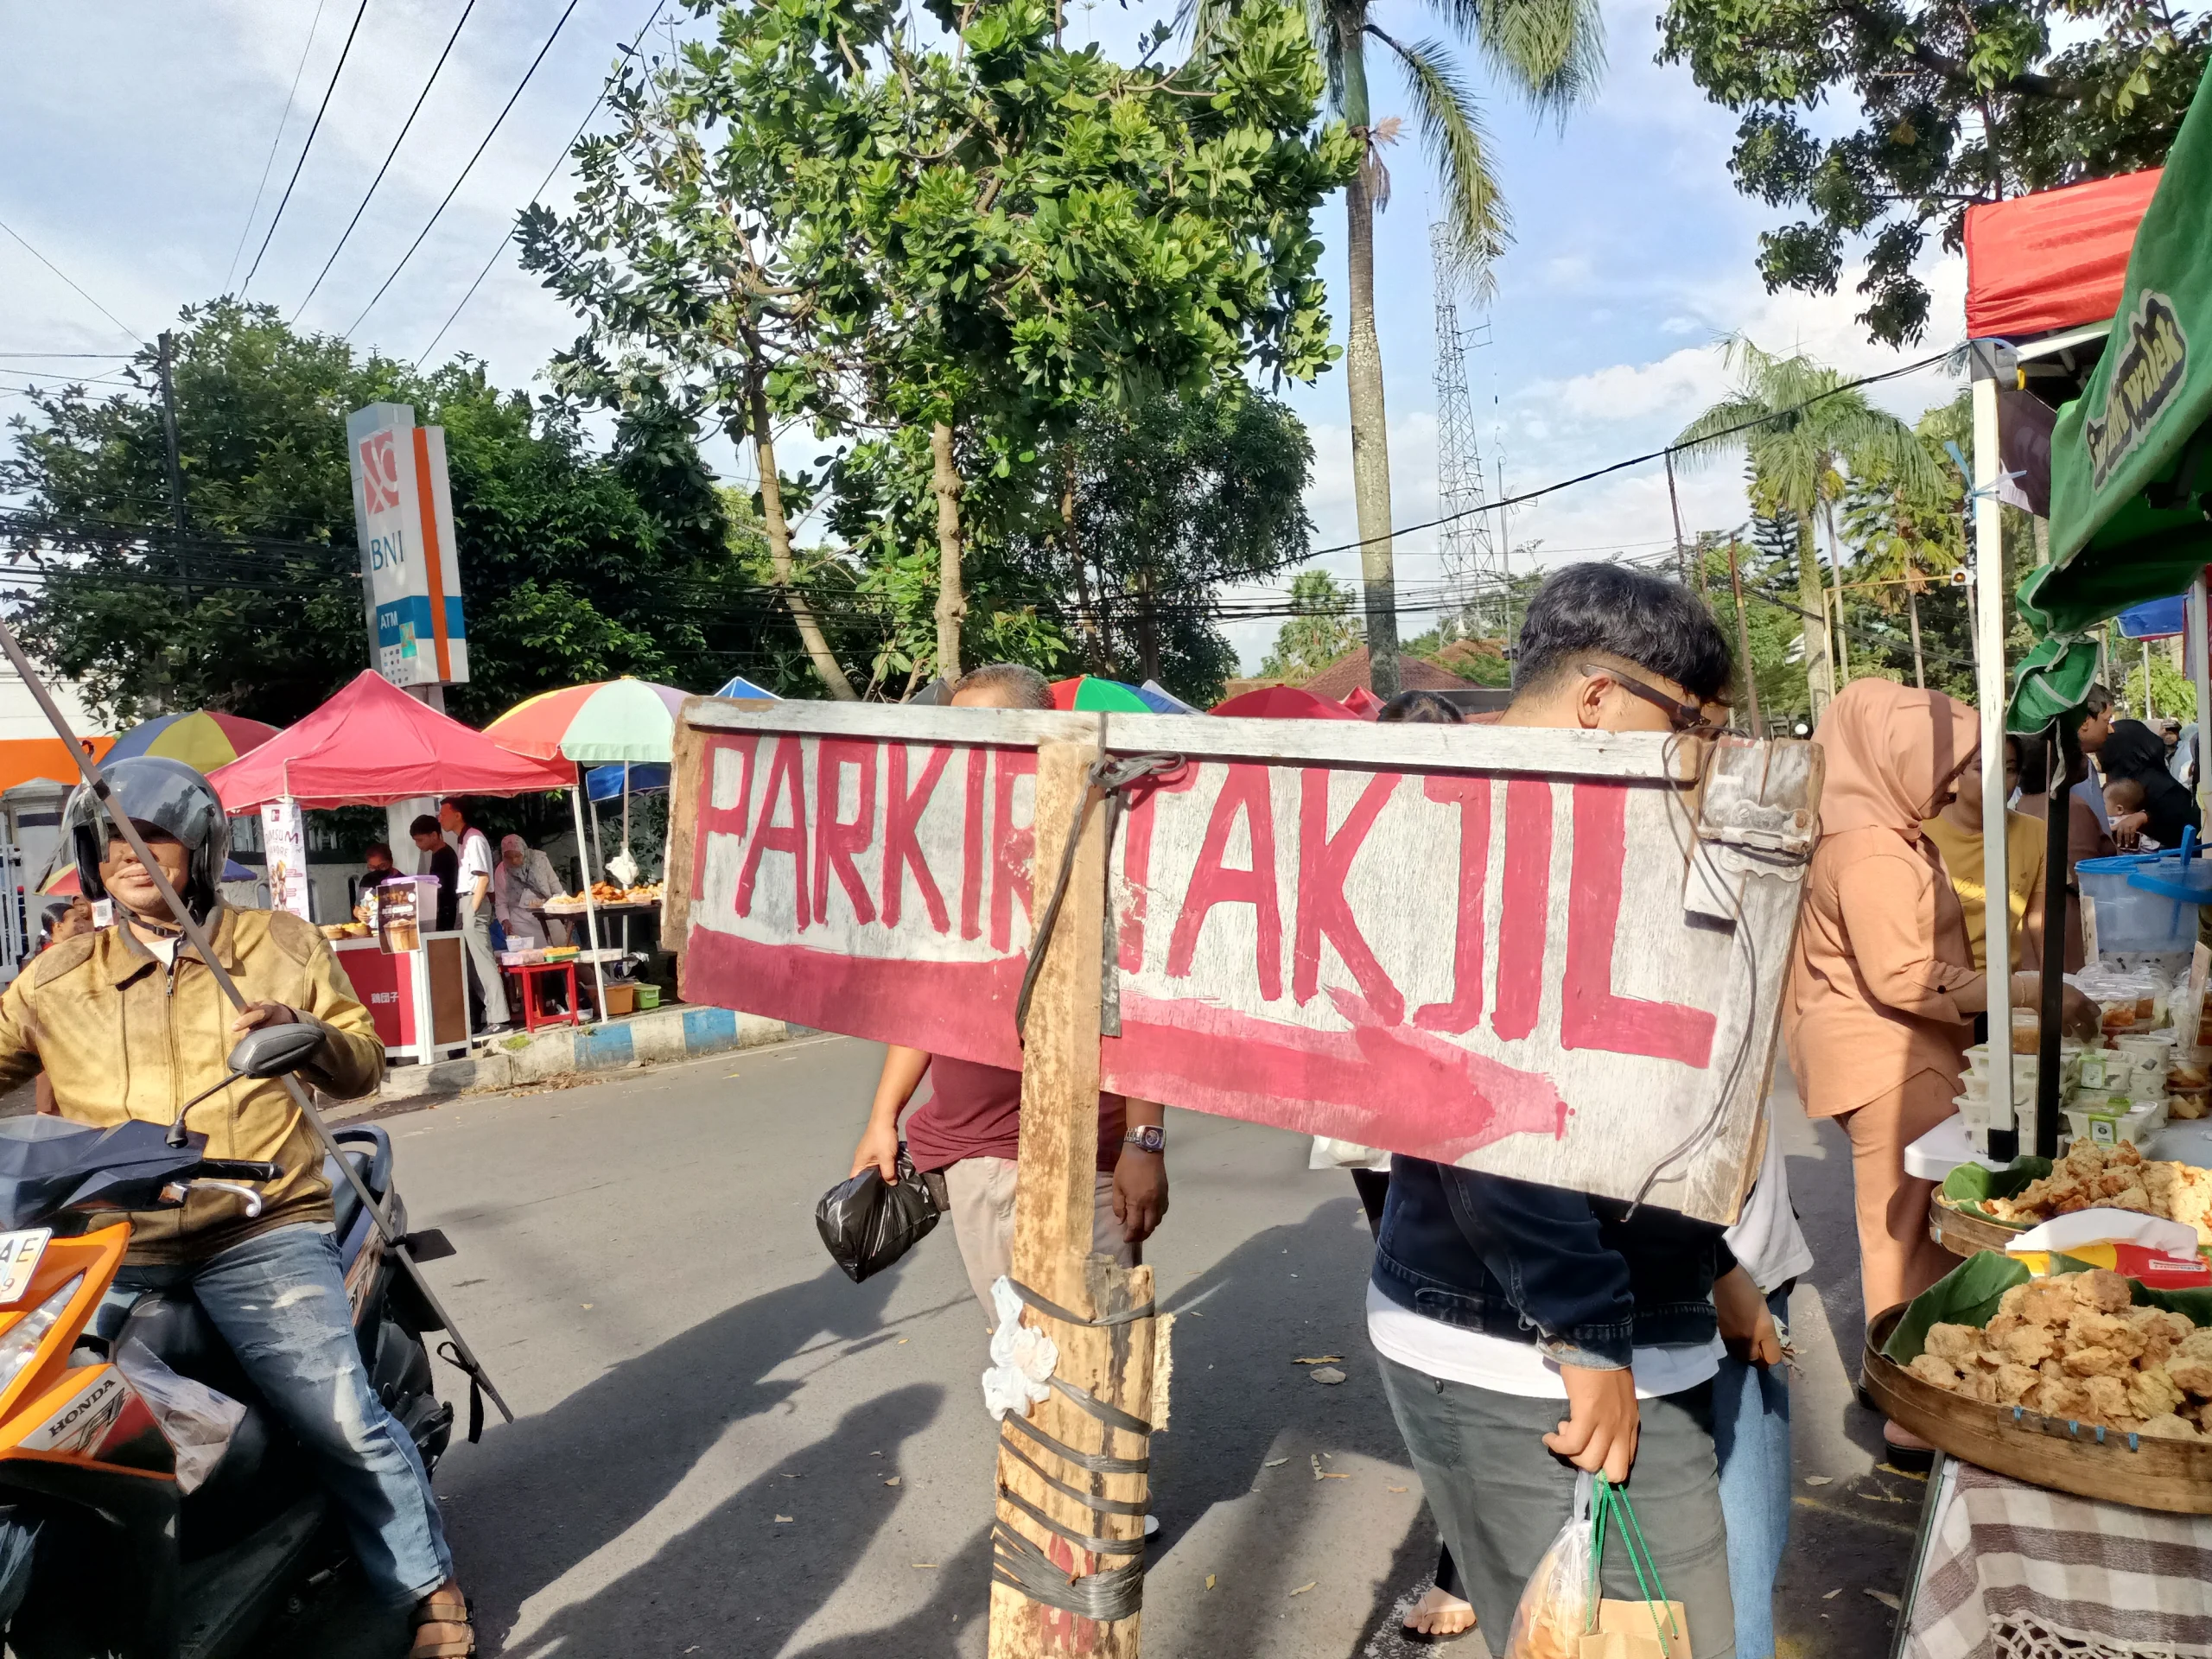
[0, 759, 475, 1657]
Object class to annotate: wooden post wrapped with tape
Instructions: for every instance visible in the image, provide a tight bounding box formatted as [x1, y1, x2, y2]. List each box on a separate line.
[988, 735, 1158, 1659]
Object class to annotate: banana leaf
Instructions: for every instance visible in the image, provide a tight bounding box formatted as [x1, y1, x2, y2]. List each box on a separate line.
[2046, 1252, 2212, 1325]
[1882, 1251, 2031, 1363]
[1937, 1157, 2055, 1227]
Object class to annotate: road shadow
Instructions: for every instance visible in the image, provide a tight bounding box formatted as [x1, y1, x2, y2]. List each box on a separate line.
[429, 1257, 946, 1651]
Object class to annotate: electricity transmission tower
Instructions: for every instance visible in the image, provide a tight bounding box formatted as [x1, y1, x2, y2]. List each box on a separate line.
[1431, 223, 1508, 639]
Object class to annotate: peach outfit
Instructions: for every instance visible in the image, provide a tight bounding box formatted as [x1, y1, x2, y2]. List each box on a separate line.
[1784, 681, 1983, 1319]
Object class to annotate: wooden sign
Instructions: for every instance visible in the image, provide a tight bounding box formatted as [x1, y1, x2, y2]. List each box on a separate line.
[665, 699, 1821, 1224]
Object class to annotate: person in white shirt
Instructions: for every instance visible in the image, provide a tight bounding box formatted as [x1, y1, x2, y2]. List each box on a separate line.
[438, 798, 511, 1034]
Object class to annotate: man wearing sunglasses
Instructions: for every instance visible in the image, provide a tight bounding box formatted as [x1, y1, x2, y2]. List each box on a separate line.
[1368, 563, 1770, 1656]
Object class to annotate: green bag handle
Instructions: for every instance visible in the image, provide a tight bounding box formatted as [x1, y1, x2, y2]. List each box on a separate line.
[1584, 1474, 1683, 1650]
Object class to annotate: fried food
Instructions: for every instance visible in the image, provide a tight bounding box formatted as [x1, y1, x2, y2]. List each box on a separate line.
[2138, 1413, 2203, 1441]
[1904, 1268, 2212, 1438]
[1985, 1141, 2212, 1246]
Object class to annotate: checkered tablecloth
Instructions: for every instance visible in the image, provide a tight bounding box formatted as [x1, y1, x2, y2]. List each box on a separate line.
[1904, 1459, 2212, 1658]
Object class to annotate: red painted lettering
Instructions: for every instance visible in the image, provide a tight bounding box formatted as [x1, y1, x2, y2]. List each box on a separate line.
[1562, 784, 1715, 1066]
[989, 748, 1038, 952]
[1166, 765, 1283, 1001]
[1414, 776, 1491, 1033]
[692, 734, 757, 904]
[1492, 779, 1551, 1041]
[1294, 769, 1403, 1023]
[736, 735, 810, 928]
[811, 740, 878, 926]
[960, 747, 988, 941]
[1115, 766, 1195, 972]
[881, 744, 952, 932]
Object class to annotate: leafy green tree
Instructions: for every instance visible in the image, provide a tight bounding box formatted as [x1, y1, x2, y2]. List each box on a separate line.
[1290, 0, 1602, 696]
[1698, 531, 1813, 727]
[524, 0, 1354, 695]
[2124, 651, 2197, 723]
[1658, 0, 2210, 345]
[1674, 336, 1942, 717]
[1260, 567, 1363, 679]
[0, 299, 758, 726]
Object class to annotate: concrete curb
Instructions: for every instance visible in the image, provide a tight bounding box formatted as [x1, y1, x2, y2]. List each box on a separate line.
[373, 1005, 791, 1104]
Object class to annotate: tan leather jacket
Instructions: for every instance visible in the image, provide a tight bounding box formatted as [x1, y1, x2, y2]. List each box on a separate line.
[0, 906, 384, 1263]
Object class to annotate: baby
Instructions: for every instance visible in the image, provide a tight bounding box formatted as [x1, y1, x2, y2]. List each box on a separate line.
[2105, 778, 2158, 849]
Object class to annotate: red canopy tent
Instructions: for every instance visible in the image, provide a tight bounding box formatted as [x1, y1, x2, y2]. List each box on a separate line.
[1964, 168, 2161, 340]
[1209, 685, 1364, 721]
[207, 671, 573, 810]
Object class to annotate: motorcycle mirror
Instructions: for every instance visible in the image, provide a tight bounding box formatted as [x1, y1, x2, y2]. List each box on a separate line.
[228, 1022, 324, 1079]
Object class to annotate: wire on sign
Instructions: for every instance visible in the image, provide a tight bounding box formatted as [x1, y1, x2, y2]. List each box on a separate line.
[293, 0, 481, 322]
[242, 0, 375, 294]
[345, 0, 588, 341]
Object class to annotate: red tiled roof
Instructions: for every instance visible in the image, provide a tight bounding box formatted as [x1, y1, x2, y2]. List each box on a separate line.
[1300, 646, 1476, 702]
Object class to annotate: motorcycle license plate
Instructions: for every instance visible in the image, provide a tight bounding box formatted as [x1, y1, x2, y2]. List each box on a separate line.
[0, 1230, 52, 1306]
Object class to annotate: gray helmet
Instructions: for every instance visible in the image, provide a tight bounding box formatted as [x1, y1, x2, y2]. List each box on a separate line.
[62, 757, 231, 923]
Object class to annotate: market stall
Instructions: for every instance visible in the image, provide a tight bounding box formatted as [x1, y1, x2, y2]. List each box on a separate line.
[207, 671, 573, 1063]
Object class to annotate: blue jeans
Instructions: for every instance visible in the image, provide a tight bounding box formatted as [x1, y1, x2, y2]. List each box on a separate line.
[103, 1224, 453, 1608]
[1712, 1287, 1792, 1659]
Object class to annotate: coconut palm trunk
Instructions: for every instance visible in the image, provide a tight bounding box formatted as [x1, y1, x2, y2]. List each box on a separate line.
[1339, 27, 1400, 699]
[1796, 513, 1834, 713]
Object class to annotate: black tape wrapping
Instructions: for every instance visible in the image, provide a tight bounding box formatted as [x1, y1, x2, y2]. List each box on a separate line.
[990, 1274, 1158, 1621]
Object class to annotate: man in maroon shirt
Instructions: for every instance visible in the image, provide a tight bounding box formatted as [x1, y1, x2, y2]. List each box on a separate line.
[849, 664, 1170, 1324]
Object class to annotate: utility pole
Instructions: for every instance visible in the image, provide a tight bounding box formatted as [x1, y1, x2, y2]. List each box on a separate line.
[1907, 581, 1927, 690]
[1726, 538, 1760, 734]
[156, 332, 187, 539]
[1665, 451, 1689, 589]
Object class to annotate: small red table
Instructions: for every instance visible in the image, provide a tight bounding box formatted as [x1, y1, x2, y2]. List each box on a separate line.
[503, 960, 579, 1033]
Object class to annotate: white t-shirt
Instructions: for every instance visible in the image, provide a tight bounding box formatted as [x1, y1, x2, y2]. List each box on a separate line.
[455, 828, 495, 895]
[1724, 1110, 1815, 1295]
[1366, 1281, 1723, 1400]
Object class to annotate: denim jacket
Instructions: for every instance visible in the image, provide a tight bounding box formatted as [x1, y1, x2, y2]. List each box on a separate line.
[1370, 1155, 1734, 1371]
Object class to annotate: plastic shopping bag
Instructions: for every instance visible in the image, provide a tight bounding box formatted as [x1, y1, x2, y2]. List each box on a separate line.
[114, 1338, 246, 1495]
[1580, 1476, 1688, 1659]
[814, 1147, 942, 1283]
[1503, 1471, 1598, 1659]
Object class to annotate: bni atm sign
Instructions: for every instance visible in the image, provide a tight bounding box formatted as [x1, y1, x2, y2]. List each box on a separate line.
[346, 403, 469, 690]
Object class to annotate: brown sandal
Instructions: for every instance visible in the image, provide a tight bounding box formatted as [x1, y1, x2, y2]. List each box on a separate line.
[410, 1586, 476, 1658]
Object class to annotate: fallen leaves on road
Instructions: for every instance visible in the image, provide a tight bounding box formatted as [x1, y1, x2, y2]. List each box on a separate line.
[1803, 1475, 1834, 1486]
[774, 1515, 794, 1523]
[1290, 1582, 1317, 1597]
[1263, 1458, 1289, 1467]
[1293, 1356, 1344, 1365]
[1865, 1590, 1902, 1611]
[912, 1563, 938, 1570]
[1205, 1574, 1217, 1591]
[885, 1477, 902, 1486]
[1389, 1485, 1408, 1493]
[1823, 1590, 1841, 1600]
[1310, 1366, 1347, 1385]
[1310, 1455, 1348, 1481]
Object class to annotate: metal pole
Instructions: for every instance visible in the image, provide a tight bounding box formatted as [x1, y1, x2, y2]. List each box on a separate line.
[2145, 637, 2157, 721]
[1971, 353, 2016, 1157]
[2035, 721, 2078, 1161]
[570, 766, 609, 1020]
[0, 616, 512, 1421]
[2193, 570, 2212, 805]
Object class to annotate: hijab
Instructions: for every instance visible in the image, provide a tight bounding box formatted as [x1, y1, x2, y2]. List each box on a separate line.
[1812, 678, 1981, 841]
[2103, 718, 2202, 847]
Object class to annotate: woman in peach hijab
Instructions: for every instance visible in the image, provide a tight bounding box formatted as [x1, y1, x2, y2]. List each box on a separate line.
[1785, 681, 2088, 1452]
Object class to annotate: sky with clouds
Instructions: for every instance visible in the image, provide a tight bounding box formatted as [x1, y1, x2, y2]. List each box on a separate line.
[0, 0, 1970, 677]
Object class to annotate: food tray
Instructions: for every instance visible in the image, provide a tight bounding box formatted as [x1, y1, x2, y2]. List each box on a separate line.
[1865, 1305, 2212, 1512]
[1930, 1192, 2028, 1259]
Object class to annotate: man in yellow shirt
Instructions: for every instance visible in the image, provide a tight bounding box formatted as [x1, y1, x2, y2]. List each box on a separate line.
[1922, 732, 2047, 970]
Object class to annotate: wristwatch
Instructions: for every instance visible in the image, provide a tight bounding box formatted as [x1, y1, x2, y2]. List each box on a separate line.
[1122, 1125, 1166, 1154]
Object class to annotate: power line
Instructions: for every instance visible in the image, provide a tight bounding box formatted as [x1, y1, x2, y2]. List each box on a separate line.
[0, 352, 135, 360]
[416, 0, 671, 364]
[293, 0, 481, 322]
[241, 0, 375, 294]
[226, 0, 334, 293]
[0, 216, 140, 345]
[345, 0, 588, 341]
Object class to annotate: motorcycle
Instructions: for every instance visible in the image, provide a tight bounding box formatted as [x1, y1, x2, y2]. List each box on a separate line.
[0, 1027, 457, 1659]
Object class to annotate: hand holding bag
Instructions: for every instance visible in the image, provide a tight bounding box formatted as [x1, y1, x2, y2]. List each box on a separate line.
[815, 1147, 942, 1283]
[1578, 1477, 1688, 1659]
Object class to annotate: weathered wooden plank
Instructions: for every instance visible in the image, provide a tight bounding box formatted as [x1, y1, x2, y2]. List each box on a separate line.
[683, 695, 1701, 784]
[659, 695, 710, 976]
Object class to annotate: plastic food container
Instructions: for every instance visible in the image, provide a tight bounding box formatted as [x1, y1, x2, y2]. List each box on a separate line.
[2079, 853, 2212, 957]
[2062, 1101, 2163, 1147]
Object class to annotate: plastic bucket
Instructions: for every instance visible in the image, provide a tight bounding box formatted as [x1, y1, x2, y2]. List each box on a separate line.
[2079, 853, 2205, 955]
[636, 985, 662, 1010]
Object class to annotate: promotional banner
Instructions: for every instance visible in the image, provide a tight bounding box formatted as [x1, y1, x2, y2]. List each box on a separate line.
[346, 403, 469, 690]
[259, 798, 312, 922]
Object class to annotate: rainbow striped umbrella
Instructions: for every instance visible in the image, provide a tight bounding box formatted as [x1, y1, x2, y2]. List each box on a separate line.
[482, 679, 694, 766]
[107, 710, 280, 772]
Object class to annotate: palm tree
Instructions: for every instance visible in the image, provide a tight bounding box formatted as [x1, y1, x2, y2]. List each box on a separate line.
[1675, 338, 1944, 718]
[1300, 0, 1603, 697]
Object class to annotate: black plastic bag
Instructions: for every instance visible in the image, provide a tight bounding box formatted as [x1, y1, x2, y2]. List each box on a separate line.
[816, 1149, 942, 1283]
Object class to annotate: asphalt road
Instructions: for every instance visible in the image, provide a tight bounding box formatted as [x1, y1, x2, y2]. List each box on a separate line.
[268, 1034, 1930, 1658]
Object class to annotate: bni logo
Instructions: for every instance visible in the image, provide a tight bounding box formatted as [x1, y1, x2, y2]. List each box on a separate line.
[359, 429, 403, 515]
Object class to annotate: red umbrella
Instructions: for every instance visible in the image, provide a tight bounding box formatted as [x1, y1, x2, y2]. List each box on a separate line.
[207, 671, 575, 810]
[1209, 685, 1364, 721]
[1338, 686, 1387, 719]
